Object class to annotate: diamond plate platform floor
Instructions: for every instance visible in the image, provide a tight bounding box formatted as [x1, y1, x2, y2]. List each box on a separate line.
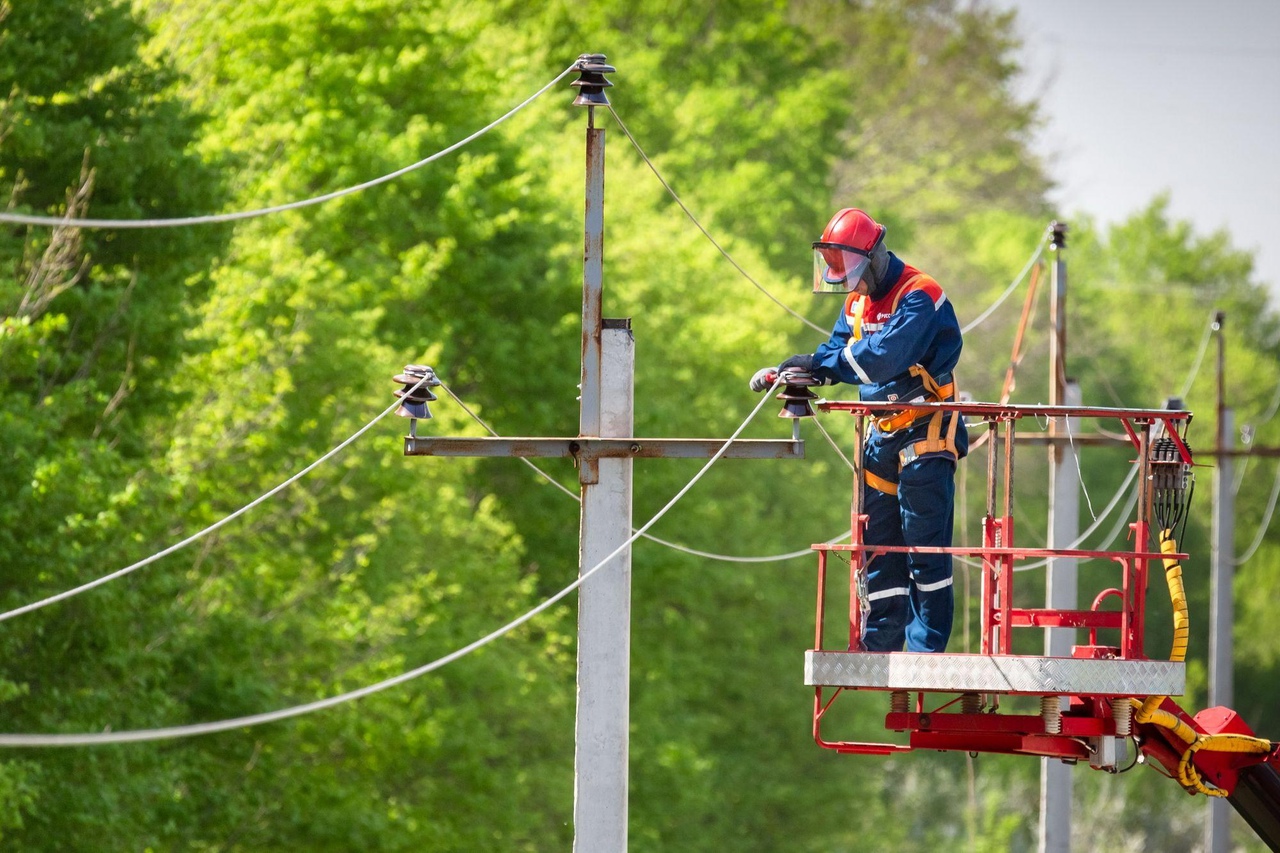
[805, 651, 1184, 696]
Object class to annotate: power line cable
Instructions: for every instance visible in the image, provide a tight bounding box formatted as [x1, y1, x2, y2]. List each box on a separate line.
[605, 105, 829, 337]
[438, 381, 843, 562]
[977, 315, 1213, 565]
[1258, 379, 1280, 426]
[607, 103, 1058, 351]
[812, 415, 856, 473]
[1013, 482, 1139, 574]
[1179, 317, 1215, 399]
[0, 377, 782, 746]
[1063, 408, 1098, 522]
[0, 66, 576, 230]
[954, 462, 1141, 572]
[0, 370, 439, 623]
[1233, 379, 1280, 495]
[1234, 460, 1280, 566]
[960, 228, 1051, 335]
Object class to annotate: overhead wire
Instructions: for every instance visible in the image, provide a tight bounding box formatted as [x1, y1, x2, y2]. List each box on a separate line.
[605, 105, 829, 337]
[1063, 407, 1099, 522]
[1178, 317, 1215, 399]
[1258, 378, 1280, 425]
[957, 303, 1217, 569]
[960, 227, 1051, 335]
[1233, 460, 1280, 566]
[608, 100, 1055, 356]
[811, 415, 857, 476]
[0, 66, 576, 230]
[1233, 378, 1280, 495]
[997, 259, 1043, 403]
[437, 381, 845, 562]
[0, 377, 783, 746]
[0, 370, 440, 623]
[953, 462, 1141, 573]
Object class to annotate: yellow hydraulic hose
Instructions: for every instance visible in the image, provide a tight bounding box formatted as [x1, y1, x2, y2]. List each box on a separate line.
[1132, 530, 1273, 797]
[1133, 530, 1190, 722]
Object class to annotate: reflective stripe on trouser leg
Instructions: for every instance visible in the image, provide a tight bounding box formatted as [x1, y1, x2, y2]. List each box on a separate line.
[860, 448, 908, 652]
[897, 456, 957, 653]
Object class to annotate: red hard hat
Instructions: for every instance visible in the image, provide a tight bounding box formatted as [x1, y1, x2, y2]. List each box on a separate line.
[812, 208, 886, 293]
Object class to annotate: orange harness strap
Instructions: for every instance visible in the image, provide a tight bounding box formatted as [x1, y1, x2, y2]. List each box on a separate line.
[864, 470, 899, 496]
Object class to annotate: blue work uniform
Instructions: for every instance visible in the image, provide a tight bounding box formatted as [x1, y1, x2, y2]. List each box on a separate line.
[810, 253, 967, 653]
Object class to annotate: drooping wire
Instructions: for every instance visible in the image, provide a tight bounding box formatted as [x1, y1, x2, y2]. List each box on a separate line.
[437, 381, 845, 562]
[0, 378, 783, 746]
[960, 227, 1051, 335]
[953, 463, 1141, 572]
[1233, 377, 1280, 495]
[1258, 379, 1280, 425]
[607, 103, 1059, 350]
[605, 105, 829, 336]
[1234, 460, 1280, 566]
[1063, 409, 1099, 522]
[1178, 317, 1215, 399]
[811, 415, 856, 473]
[0, 66, 576, 230]
[0, 369, 440, 622]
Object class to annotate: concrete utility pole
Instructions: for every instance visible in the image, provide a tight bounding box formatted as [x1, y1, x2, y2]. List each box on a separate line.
[572, 56, 631, 852]
[1039, 221, 1075, 853]
[1207, 311, 1234, 853]
[398, 55, 803, 853]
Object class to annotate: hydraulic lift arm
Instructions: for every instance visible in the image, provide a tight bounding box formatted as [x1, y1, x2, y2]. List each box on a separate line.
[1136, 698, 1280, 850]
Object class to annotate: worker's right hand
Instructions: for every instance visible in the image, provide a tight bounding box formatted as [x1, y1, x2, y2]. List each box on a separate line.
[749, 366, 778, 393]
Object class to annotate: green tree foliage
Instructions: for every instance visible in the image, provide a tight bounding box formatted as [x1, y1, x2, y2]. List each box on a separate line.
[0, 0, 227, 839]
[1, 0, 1278, 850]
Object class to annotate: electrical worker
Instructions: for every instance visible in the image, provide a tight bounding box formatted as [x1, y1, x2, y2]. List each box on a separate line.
[750, 208, 967, 653]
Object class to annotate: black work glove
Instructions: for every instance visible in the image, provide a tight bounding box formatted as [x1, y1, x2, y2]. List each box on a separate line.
[777, 353, 833, 386]
[778, 354, 815, 373]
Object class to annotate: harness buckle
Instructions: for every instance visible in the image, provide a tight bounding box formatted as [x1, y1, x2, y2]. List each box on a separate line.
[898, 443, 921, 467]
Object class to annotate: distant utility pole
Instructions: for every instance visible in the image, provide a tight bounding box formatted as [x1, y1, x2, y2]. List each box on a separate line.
[1040, 221, 1075, 853]
[397, 55, 803, 853]
[1207, 308, 1234, 853]
[1198, 310, 1280, 853]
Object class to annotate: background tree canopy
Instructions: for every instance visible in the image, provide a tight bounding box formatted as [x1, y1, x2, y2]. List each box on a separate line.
[1, 0, 1277, 850]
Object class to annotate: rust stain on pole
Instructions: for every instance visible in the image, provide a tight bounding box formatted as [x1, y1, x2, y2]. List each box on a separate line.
[581, 121, 606, 442]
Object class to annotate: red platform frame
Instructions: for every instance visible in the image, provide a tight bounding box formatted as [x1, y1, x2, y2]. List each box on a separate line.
[807, 400, 1193, 763]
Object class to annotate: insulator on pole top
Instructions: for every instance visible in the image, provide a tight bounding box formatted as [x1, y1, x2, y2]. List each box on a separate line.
[392, 364, 440, 422]
[1049, 220, 1068, 251]
[776, 370, 820, 419]
[571, 53, 616, 107]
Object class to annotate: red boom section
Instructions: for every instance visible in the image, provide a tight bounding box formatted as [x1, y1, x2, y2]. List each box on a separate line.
[1135, 698, 1280, 847]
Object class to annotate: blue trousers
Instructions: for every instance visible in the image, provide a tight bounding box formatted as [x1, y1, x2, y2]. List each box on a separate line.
[860, 424, 958, 653]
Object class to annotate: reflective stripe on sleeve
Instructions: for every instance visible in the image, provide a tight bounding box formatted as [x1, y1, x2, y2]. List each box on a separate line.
[868, 587, 911, 602]
[842, 344, 872, 383]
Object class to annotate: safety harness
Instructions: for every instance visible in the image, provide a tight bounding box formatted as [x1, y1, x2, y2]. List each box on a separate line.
[848, 274, 961, 493]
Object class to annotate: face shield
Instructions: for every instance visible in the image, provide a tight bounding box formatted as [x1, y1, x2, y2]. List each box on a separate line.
[812, 242, 873, 294]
